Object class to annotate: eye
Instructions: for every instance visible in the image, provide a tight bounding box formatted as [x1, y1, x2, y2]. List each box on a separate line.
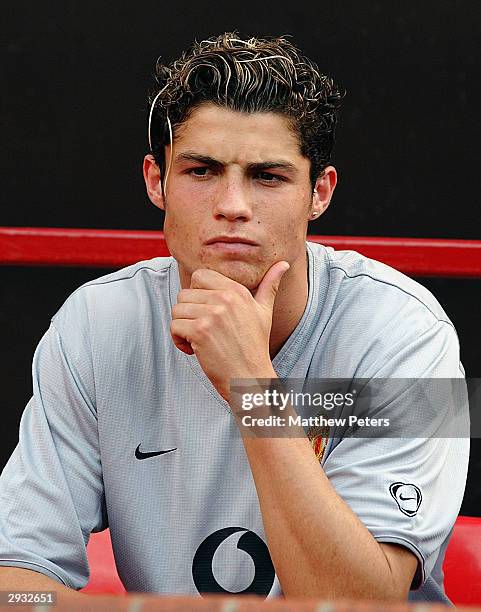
[189, 167, 211, 178]
[256, 172, 285, 184]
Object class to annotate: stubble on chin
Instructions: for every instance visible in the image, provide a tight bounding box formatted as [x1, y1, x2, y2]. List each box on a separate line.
[193, 245, 259, 288]
[195, 258, 263, 292]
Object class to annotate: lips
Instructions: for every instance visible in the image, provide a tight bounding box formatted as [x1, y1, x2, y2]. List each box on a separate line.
[205, 236, 259, 246]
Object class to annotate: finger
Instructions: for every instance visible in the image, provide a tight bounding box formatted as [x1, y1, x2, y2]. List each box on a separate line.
[172, 302, 213, 320]
[170, 319, 197, 354]
[254, 261, 290, 309]
[177, 288, 225, 305]
[172, 334, 194, 355]
[190, 268, 238, 290]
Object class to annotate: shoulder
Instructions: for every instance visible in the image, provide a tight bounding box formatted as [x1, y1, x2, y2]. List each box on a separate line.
[51, 256, 175, 341]
[306, 242, 462, 376]
[307, 241, 453, 327]
[69, 256, 173, 295]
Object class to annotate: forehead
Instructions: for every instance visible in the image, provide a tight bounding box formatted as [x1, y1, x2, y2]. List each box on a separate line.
[173, 103, 303, 164]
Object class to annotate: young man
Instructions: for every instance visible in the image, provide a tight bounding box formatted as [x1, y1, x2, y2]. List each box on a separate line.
[0, 33, 469, 603]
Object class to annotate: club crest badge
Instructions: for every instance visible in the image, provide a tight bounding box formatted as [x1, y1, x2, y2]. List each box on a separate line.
[307, 424, 330, 463]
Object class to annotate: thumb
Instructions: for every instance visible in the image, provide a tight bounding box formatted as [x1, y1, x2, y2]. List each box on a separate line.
[254, 260, 290, 309]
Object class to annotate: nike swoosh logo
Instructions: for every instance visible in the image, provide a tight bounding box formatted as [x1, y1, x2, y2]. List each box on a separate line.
[399, 494, 416, 501]
[135, 444, 177, 460]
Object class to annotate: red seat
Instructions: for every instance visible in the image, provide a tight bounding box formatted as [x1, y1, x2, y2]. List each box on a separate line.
[82, 529, 125, 594]
[444, 515, 481, 605]
[82, 517, 481, 602]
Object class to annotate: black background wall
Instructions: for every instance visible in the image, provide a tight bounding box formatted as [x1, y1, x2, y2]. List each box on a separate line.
[1, 1, 480, 513]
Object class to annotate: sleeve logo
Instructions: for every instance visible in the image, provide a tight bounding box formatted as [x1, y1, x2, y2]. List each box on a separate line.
[389, 482, 422, 517]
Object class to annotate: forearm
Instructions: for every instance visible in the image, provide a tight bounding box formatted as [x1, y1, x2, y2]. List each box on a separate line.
[241, 434, 409, 600]
[0, 567, 87, 605]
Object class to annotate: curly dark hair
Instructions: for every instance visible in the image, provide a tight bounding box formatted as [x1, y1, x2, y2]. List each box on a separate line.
[148, 32, 345, 190]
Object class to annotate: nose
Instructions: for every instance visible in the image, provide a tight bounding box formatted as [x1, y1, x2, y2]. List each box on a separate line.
[212, 176, 253, 222]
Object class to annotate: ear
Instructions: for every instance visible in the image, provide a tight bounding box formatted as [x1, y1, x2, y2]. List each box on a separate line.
[309, 165, 337, 221]
[143, 154, 165, 211]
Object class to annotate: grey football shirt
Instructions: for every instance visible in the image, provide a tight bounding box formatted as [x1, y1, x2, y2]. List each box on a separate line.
[0, 242, 469, 602]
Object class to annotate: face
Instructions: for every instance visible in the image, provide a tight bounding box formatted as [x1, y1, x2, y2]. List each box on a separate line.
[144, 102, 334, 291]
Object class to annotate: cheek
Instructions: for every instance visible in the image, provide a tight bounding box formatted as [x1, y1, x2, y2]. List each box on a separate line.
[268, 213, 308, 248]
[163, 198, 211, 268]
[164, 198, 199, 242]
[163, 208, 194, 262]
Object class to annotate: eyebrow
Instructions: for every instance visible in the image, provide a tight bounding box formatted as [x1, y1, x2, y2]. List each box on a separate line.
[175, 152, 298, 174]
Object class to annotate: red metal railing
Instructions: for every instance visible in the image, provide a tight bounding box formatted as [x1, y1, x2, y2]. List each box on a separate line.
[1, 227, 481, 277]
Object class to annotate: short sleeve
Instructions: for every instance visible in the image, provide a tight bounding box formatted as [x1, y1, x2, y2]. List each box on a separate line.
[322, 320, 470, 590]
[0, 323, 106, 589]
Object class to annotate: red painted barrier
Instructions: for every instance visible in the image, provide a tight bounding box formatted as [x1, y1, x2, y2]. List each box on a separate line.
[1, 227, 481, 277]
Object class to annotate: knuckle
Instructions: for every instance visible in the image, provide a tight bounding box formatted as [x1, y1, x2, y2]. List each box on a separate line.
[220, 291, 234, 306]
[238, 285, 251, 299]
[195, 318, 211, 337]
[213, 305, 225, 317]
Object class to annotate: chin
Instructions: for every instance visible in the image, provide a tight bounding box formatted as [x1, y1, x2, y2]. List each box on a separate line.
[204, 260, 263, 291]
